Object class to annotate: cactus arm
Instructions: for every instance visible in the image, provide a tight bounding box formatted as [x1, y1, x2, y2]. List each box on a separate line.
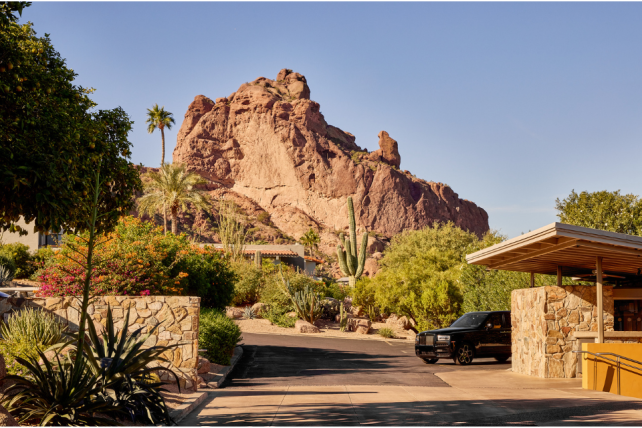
[347, 197, 358, 261]
[344, 238, 356, 276]
[337, 245, 349, 277]
[355, 232, 368, 279]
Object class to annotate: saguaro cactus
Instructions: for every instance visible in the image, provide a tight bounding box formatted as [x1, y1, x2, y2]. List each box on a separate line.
[336, 196, 368, 287]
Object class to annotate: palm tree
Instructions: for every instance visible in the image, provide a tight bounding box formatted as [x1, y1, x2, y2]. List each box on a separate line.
[138, 163, 211, 235]
[300, 228, 321, 256]
[146, 104, 176, 233]
[145, 104, 175, 165]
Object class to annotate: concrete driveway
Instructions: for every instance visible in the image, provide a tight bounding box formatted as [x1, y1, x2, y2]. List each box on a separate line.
[180, 333, 642, 425]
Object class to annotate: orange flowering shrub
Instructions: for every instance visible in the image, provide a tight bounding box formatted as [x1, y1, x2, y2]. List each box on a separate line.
[38, 217, 236, 308]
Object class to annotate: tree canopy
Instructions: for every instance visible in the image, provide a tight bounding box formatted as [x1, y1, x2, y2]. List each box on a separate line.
[0, 4, 142, 235]
[555, 189, 642, 235]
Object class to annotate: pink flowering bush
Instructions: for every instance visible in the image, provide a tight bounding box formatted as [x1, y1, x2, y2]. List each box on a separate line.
[37, 217, 235, 307]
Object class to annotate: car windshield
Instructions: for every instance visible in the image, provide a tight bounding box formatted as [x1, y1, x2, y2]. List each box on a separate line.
[450, 313, 487, 328]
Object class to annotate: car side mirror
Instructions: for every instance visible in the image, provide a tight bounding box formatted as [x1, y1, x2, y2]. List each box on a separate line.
[485, 322, 493, 330]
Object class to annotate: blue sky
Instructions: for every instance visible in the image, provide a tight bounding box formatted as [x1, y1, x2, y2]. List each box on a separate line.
[20, 2, 642, 238]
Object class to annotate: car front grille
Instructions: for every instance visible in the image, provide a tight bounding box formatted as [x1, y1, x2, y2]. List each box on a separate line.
[419, 335, 434, 346]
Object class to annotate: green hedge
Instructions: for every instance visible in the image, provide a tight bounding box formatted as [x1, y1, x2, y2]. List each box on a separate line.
[199, 309, 242, 365]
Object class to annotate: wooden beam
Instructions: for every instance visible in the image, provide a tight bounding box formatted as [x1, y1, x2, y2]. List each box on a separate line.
[597, 257, 604, 344]
[577, 241, 642, 258]
[490, 240, 579, 270]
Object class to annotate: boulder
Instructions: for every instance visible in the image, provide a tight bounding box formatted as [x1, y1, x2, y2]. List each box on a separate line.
[0, 354, 5, 385]
[286, 311, 298, 318]
[348, 318, 371, 333]
[0, 404, 17, 426]
[197, 357, 211, 375]
[226, 307, 243, 319]
[356, 325, 370, 334]
[386, 314, 410, 329]
[295, 320, 320, 334]
[251, 303, 266, 318]
[197, 376, 208, 389]
[369, 131, 401, 169]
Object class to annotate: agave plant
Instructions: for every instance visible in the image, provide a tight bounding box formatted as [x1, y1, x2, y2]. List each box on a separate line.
[2, 351, 122, 426]
[63, 306, 180, 424]
[243, 306, 256, 320]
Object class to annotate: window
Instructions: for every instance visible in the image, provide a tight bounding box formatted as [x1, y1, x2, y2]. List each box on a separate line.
[451, 313, 487, 328]
[502, 313, 512, 329]
[489, 314, 502, 329]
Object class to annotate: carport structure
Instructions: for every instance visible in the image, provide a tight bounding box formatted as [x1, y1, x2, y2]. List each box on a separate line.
[466, 222, 642, 378]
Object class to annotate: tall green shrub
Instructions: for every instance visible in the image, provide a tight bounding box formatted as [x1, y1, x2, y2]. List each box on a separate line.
[0, 243, 33, 278]
[199, 309, 242, 365]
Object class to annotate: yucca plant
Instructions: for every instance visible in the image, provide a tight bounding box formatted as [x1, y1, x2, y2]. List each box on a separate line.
[0, 264, 14, 285]
[0, 307, 66, 348]
[2, 351, 122, 426]
[61, 306, 179, 425]
[243, 306, 256, 320]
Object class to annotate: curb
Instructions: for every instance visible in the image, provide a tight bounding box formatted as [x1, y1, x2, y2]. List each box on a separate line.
[169, 346, 244, 425]
[207, 345, 244, 388]
[169, 391, 208, 425]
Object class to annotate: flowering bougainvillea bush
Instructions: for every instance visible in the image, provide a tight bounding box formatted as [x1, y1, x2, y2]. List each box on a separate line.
[37, 217, 236, 309]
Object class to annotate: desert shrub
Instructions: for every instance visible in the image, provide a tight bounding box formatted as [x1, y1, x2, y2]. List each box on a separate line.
[321, 297, 340, 320]
[263, 306, 297, 328]
[353, 277, 376, 308]
[176, 247, 236, 310]
[378, 327, 395, 338]
[259, 267, 324, 310]
[37, 217, 235, 302]
[0, 243, 33, 278]
[369, 222, 476, 331]
[230, 260, 262, 306]
[0, 307, 67, 376]
[257, 212, 271, 225]
[0, 254, 16, 279]
[199, 308, 242, 365]
[321, 282, 349, 301]
[28, 247, 56, 281]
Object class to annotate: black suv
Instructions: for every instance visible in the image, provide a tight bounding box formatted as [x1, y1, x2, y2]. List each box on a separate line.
[415, 311, 511, 365]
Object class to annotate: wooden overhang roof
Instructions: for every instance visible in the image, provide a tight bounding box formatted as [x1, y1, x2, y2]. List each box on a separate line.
[465, 223, 642, 278]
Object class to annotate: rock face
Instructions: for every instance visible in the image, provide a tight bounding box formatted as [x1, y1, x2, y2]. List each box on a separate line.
[369, 131, 400, 169]
[173, 69, 489, 239]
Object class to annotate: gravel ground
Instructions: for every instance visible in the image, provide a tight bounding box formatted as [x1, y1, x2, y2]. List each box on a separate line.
[234, 317, 417, 341]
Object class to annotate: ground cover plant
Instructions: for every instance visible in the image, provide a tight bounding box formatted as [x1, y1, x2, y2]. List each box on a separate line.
[199, 308, 243, 365]
[377, 327, 395, 338]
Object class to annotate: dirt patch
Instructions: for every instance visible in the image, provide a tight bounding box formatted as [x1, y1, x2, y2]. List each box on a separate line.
[235, 317, 416, 341]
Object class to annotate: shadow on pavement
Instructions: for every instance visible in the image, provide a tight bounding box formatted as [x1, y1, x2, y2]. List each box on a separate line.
[183, 391, 642, 426]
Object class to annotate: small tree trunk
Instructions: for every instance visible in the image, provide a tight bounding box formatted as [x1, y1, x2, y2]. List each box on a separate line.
[161, 127, 165, 165]
[163, 203, 167, 235]
[171, 208, 178, 234]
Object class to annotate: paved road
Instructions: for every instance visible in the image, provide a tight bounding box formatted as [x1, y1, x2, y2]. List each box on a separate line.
[180, 333, 642, 426]
[224, 333, 510, 388]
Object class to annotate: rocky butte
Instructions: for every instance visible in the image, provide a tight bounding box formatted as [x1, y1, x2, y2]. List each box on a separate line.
[173, 69, 489, 243]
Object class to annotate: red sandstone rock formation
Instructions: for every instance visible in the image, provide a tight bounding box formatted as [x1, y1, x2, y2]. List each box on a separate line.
[173, 69, 489, 239]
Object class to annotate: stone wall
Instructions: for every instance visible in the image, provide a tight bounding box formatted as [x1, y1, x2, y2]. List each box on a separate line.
[0, 295, 200, 390]
[511, 285, 614, 378]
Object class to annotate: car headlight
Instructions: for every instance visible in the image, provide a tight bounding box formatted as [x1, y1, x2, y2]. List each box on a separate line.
[437, 335, 450, 341]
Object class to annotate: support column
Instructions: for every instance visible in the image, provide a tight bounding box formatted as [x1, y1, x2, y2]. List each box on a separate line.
[530, 272, 535, 288]
[557, 266, 562, 287]
[596, 257, 604, 344]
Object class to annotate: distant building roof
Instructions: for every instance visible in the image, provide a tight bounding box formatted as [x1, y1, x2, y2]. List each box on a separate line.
[304, 256, 325, 264]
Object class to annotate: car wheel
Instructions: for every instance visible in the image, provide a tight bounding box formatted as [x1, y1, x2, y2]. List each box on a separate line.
[454, 343, 474, 365]
[422, 358, 439, 364]
[494, 355, 510, 363]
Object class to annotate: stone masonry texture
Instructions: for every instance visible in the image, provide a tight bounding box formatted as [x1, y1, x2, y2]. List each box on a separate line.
[511, 285, 614, 379]
[0, 295, 201, 390]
